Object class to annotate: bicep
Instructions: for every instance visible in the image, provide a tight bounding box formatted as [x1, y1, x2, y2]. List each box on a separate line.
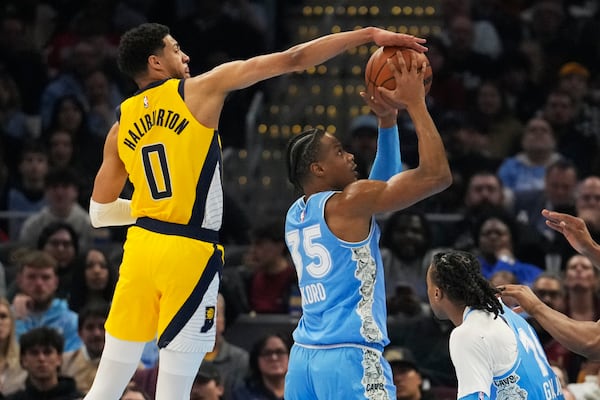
[91, 123, 128, 203]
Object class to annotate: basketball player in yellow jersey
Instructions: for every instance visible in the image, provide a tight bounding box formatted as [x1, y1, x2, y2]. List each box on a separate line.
[84, 23, 427, 400]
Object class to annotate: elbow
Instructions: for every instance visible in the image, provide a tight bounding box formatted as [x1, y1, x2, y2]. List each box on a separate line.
[431, 168, 453, 193]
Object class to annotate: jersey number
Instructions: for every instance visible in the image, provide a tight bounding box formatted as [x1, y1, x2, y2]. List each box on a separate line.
[286, 224, 332, 280]
[141, 144, 173, 200]
[517, 324, 549, 377]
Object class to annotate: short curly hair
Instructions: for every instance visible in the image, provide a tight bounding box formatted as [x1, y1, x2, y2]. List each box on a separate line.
[117, 23, 170, 79]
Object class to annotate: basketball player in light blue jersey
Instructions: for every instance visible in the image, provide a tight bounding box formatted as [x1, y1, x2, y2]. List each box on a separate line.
[283, 53, 452, 399]
[426, 250, 566, 400]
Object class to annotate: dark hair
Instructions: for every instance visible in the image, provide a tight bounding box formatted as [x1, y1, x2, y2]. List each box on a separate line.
[19, 326, 64, 355]
[429, 250, 503, 318]
[286, 128, 326, 192]
[545, 158, 578, 178]
[473, 209, 518, 248]
[247, 333, 291, 383]
[70, 249, 117, 313]
[77, 301, 110, 331]
[37, 221, 80, 255]
[117, 23, 170, 79]
[44, 167, 81, 189]
[19, 140, 47, 161]
[17, 250, 57, 273]
[380, 208, 432, 252]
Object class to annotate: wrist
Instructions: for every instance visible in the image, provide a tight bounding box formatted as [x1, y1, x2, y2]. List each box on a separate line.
[378, 115, 396, 128]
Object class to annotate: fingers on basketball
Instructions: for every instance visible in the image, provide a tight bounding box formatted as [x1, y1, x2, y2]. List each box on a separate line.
[364, 46, 432, 103]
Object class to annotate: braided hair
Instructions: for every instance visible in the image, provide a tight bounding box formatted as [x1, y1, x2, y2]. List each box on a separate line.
[430, 250, 503, 318]
[286, 128, 326, 192]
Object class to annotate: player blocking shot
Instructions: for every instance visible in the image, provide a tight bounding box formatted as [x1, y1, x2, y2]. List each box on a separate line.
[85, 22, 428, 400]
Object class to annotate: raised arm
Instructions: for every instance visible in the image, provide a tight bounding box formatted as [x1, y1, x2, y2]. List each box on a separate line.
[363, 93, 403, 181]
[335, 53, 451, 218]
[500, 284, 600, 360]
[542, 209, 600, 267]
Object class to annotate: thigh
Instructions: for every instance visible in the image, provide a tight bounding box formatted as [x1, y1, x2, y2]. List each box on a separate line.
[285, 345, 317, 400]
[312, 347, 395, 400]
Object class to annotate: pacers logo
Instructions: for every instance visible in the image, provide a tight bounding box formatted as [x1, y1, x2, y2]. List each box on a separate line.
[200, 306, 215, 333]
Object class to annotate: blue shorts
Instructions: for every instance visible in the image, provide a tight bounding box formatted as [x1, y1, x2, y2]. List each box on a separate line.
[285, 344, 395, 399]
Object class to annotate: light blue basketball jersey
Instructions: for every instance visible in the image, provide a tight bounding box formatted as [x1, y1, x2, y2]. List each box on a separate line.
[491, 305, 565, 400]
[285, 191, 389, 350]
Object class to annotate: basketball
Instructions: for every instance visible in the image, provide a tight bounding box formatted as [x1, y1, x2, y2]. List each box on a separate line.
[365, 46, 432, 103]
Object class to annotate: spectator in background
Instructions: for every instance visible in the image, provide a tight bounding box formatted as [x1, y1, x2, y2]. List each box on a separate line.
[474, 212, 543, 286]
[574, 176, 600, 243]
[119, 386, 150, 400]
[445, 170, 508, 250]
[6, 326, 82, 400]
[383, 346, 438, 400]
[190, 362, 224, 400]
[5, 141, 49, 241]
[223, 219, 296, 315]
[68, 248, 117, 313]
[0, 11, 48, 116]
[562, 254, 600, 381]
[0, 298, 26, 397]
[528, 273, 577, 382]
[497, 116, 562, 195]
[18, 168, 93, 251]
[512, 158, 578, 271]
[470, 80, 523, 162]
[11, 250, 82, 352]
[83, 69, 116, 139]
[540, 89, 598, 178]
[231, 333, 289, 400]
[37, 222, 80, 298]
[41, 94, 103, 194]
[344, 114, 379, 179]
[45, 129, 79, 171]
[0, 71, 35, 175]
[380, 208, 433, 303]
[61, 302, 111, 394]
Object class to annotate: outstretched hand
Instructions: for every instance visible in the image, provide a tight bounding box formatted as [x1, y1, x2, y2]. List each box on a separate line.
[372, 30, 428, 53]
[542, 209, 595, 256]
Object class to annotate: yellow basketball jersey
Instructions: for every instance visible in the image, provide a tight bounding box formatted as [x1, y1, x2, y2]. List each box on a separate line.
[117, 79, 223, 234]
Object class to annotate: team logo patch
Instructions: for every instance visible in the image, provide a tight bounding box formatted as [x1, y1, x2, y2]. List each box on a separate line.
[200, 306, 215, 333]
[143, 96, 149, 108]
[478, 392, 485, 400]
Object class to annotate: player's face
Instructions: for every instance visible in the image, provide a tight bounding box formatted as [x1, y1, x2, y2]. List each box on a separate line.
[160, 35, 190, 79]
[426, 266, 447, 321]
[316, 133, 358, 190]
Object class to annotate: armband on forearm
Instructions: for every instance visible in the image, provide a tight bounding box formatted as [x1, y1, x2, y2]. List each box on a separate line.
[89, 198, 136, 227]
[369, 125, 403, 181]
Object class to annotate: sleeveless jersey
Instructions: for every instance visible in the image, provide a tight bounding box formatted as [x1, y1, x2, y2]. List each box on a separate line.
[285, 191, 389, 350]
[491, 305, 565, 400]
[117, 79, 223, 238]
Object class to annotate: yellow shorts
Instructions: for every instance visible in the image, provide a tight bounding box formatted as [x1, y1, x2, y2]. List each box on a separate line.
[105, 226, 224, 353]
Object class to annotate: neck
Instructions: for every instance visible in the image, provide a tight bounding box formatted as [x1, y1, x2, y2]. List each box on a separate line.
[449, 304, 467, 327]
[568, 290, 596, 320]
[262, 375, 285, 398]
[31, 375, 59, 392]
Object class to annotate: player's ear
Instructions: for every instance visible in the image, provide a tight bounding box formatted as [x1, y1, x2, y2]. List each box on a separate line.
[310, 162, 325, 177]
[148, 55, 161, 69]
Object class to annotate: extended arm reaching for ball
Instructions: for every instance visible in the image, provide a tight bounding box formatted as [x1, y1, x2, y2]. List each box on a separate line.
[499, 208, 600, 360]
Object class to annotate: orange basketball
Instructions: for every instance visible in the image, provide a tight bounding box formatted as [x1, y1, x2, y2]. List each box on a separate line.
[364, 46, 432, 103]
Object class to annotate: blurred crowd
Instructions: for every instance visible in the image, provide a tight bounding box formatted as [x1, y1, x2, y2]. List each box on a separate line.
[0, 0, 600, 399]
